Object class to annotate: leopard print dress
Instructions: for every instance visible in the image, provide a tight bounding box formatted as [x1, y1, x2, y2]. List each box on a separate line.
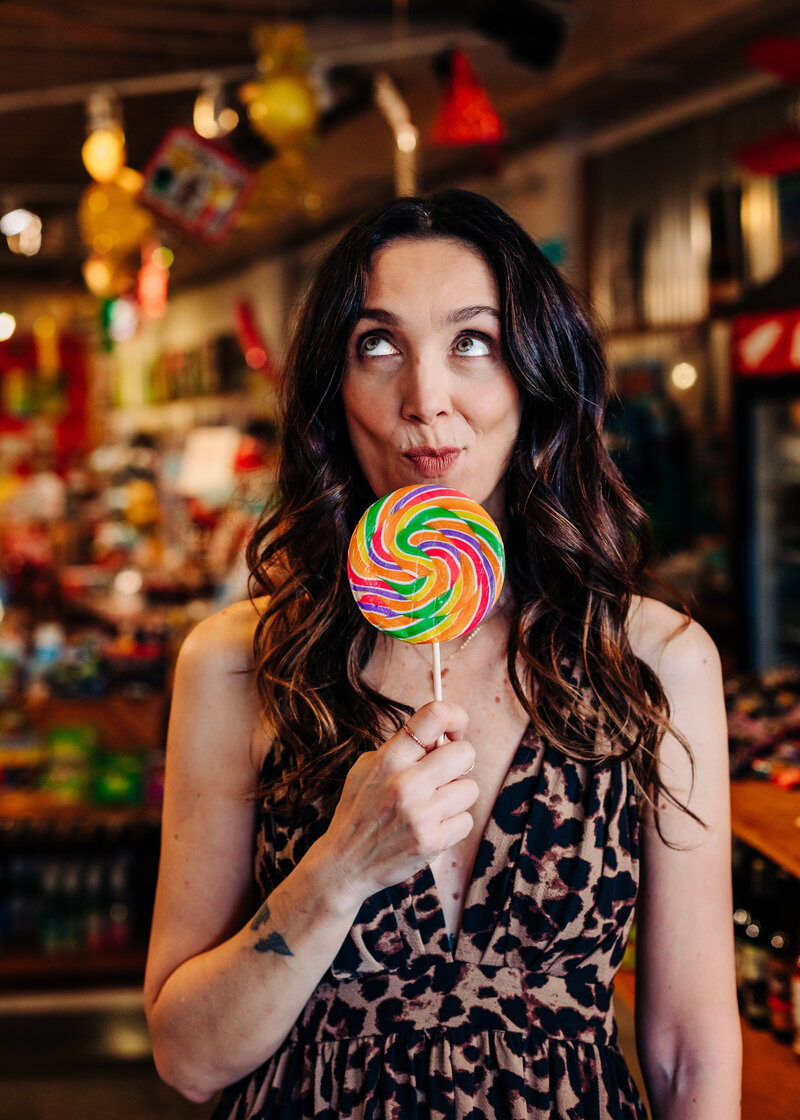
[213, 714, 648, 1119]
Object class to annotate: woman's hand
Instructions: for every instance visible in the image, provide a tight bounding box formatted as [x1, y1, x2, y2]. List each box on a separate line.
[319, 701, 479, 907]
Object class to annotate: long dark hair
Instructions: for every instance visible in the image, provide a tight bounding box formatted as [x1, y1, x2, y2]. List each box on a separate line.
[246, 188, 697, 838]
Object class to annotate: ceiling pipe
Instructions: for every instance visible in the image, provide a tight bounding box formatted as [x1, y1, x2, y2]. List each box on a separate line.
[373, 72, 419, 197]
[0, 30, 487, 116]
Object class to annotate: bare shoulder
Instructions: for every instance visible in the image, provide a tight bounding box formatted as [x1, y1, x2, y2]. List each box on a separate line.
[178, 596, 265, 675]
[627, 594, 721, 698]
[172, 597, 272, 769]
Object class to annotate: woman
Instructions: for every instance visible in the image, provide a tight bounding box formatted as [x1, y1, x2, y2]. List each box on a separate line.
[144, 190, 741, 1118]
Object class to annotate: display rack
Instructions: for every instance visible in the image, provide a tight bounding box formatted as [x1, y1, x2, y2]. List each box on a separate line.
[0, 692, 168, 990]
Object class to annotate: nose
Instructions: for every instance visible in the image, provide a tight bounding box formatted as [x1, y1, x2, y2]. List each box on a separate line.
[399, 353, 451, 426]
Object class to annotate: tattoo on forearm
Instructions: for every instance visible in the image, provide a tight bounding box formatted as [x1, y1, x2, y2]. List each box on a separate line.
[250, 900, 294, 956]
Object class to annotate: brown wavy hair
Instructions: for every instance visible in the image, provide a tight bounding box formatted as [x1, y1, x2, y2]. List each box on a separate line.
[246, 189, 698, 839]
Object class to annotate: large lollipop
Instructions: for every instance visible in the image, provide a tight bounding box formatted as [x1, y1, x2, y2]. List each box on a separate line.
[347, 484, 505, 701]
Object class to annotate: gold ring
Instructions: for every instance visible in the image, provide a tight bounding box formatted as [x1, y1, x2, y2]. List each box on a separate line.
[401, 722, 427, 751]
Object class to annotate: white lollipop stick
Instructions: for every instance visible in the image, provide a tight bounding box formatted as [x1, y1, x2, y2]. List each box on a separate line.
[431, 642, 447, 746]
[431, 641, 443, 702]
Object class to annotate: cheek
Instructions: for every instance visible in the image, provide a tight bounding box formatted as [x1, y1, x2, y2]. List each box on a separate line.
[480, 380, 521, 441]
[342, 373, 383, 432]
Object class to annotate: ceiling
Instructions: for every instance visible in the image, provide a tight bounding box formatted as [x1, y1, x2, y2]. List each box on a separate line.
[0, 0, 799, 293]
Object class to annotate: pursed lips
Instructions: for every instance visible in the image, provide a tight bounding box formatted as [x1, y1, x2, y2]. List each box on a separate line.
[402, 446, 461, 476]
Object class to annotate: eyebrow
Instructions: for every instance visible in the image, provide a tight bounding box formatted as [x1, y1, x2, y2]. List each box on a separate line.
[357, 305, 500, 325]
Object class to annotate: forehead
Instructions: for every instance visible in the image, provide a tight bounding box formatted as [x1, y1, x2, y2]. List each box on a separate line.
[364, 236, 499, 306]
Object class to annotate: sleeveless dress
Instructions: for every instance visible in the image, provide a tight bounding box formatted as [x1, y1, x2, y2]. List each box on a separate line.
[213, 707, 648, 1119]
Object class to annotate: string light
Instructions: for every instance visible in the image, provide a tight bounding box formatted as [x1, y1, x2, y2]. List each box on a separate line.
[82, 91, 126, 183]
[0, 208, 36, 236]
[193, 77, 239, 139]
[0, 311, 16, 341]
[671, 362, 698, 390]
[1, 208, 42, 255]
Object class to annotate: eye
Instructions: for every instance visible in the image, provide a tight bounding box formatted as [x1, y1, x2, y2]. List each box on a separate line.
[454, 334, 490, 356]
[358, 333, 398, 358]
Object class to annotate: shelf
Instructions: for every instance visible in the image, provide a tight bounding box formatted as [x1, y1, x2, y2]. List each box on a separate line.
[729, 779, 800, 879]
[0, 800, 161, 826]
[23, 693, 168, 752]
[0, 949, 147, 989]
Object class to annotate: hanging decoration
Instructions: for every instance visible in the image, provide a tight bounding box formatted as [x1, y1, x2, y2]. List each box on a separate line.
[736, 37, 800, 176]
[137, 240, 170, 320]
[429, 50, 506, 148]
[736, 131, 800, 177]
[746, 37, 800, 84]
[234, 299, 279, 376]
[238, 24, 320, 151]
[78, 182, 154, 257]
[237, 149, 322, 228]
[82, 254, 136, 300]
[140, 127, 255, 242]
[79, 167, 153, 301]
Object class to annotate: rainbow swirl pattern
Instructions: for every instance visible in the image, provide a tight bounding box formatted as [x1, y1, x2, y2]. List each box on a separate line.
[347, 484, 505, 644]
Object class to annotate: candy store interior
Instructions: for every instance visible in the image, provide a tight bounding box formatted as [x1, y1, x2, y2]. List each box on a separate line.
[2, 3, 800, 1117]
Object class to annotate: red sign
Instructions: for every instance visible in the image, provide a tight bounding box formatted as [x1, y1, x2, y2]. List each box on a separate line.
[732, 310, 800, 376]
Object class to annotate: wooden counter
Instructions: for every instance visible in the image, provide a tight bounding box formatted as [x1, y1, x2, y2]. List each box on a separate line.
[614, 969, 800, 1120]
[729, 778, 800, 878]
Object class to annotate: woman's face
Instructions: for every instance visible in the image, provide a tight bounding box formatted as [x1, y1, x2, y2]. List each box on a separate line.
[341, 237, 521, 521]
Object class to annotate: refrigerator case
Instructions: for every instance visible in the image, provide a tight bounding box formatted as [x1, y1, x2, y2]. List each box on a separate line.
[733, 307, 800, 671]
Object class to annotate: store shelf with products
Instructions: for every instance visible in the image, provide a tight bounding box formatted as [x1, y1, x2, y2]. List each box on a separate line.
[0, 803, 162, 989]
[0, 352, 282, 991]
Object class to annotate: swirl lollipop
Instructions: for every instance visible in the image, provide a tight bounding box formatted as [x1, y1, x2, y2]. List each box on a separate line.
[348, 484, 505, 700]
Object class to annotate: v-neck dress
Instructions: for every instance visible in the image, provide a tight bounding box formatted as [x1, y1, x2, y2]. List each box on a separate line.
[212, 715, 647, 1119]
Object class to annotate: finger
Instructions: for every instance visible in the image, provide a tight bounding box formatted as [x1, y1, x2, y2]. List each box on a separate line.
[431, 776, 480, 819]
[410, 739, 476, 789]
[401, 701, 469, 755]
[437, 810, 474, 849]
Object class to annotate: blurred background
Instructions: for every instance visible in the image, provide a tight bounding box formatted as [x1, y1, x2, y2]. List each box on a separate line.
[1, 2, 800, 1117]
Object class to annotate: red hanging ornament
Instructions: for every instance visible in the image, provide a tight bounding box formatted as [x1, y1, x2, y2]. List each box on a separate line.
[736, 130, 800, 177]
[234, 299, 279, 377]
[746, 37, 800, 85]
[429, 51, 506, 147]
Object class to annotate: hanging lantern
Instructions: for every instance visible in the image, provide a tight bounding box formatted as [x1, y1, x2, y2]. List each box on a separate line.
[239, 24, 319, 150]
[82, 91, 126, 183]
[430, 51, 506, 147]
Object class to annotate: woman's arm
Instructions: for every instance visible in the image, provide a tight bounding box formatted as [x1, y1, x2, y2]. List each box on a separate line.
[144, 603, 478, 1103]
[632, 602, 742, 1120]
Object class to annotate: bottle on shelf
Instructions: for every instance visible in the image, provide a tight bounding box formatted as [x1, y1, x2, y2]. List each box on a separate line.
[741, 856, 773, 1029]
[767, 870, 796, 1044]
[731, 836, 751, 1009]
